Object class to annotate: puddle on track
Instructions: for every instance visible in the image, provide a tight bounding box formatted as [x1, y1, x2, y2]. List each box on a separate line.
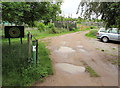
[56, 46, 76, 53]
[61, 41, 69, 45]
[56, 63, 85, 74]
[78, 49, 86, 52]
[77, 45, 84, 48]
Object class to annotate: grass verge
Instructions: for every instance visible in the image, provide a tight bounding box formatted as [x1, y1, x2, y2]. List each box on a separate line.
[85, 29, 98, 38]
[2, 40, 53, 86]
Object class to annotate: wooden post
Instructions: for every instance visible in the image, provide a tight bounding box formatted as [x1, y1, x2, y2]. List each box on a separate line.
[28, 32, 32, 59]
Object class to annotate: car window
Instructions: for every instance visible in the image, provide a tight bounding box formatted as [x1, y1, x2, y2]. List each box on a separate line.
[109, 28, 118, 34]
[118, 29, 120, 34]
[99, 28, 106, 32]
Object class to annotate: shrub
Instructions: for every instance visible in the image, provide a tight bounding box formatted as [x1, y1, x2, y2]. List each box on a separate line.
[68, 23, 77, 31]
[47, 27, 69, 34]
[34, 21, 39, 27]
[37, 23, 46, 32]
[47, 27, 60, 34]
[46, 23, 69, 34]
[47, 23, 55, 29]
[59, 28, 68, 33]
[34, 21, 46, 32]
[70, 28, 78, 32]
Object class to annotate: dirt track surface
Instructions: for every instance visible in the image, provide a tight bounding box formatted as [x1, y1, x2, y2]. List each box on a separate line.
[34, 31, 119, 86]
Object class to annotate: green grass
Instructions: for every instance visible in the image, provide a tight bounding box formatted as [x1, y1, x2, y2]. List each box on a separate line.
[2, 39, 53, 86]
[86, 66, 100, 77]
[2, 27, 82, 86]
[108, 58, 120, 66]
[81, 61, 100, 77]
[85, 29, 98, 38]
[25, 28, 80, 39]
[112, 59, 120, 66]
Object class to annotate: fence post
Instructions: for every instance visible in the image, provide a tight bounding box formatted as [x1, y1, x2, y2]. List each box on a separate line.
[28, 32, 32, 59]
[36, 40, 38, 65]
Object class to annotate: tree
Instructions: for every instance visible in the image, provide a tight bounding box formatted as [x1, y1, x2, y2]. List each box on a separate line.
[77, 2, 120, 28]
[2, 2, 62, 26]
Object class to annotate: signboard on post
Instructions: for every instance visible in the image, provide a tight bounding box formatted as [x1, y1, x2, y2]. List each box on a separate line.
[4, 26, 24, 45]
[4, 26, 24, 38]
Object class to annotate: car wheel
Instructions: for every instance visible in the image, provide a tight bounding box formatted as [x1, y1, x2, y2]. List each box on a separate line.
[101, 37, 109, 43]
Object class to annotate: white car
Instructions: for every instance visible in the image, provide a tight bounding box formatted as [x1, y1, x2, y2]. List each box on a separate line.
[96, 28, 120, 43]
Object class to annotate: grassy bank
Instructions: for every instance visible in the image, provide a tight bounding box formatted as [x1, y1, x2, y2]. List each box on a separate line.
[2, 40, 53, 86]
[85, 29, 98, 38]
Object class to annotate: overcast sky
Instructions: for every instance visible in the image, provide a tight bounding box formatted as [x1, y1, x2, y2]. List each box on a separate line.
[60, 0, 81, 18]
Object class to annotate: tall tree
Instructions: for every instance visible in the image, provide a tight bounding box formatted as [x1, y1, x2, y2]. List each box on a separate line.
[2, 2, 62, 26]
[77, 2, 120, 28]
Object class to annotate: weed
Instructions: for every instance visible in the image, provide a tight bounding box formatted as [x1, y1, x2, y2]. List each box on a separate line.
[81, 61, 100, 77]
[108, 58, 120, 66]
[112, 48, 116, 50]
[86, 66, 100, 77]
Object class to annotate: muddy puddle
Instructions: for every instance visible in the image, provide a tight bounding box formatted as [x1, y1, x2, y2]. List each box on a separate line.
[56, 46, 76, 53]
[56, 63, 85, 74]
[78, 49, 86, 52]
[77, 45, 84, 48]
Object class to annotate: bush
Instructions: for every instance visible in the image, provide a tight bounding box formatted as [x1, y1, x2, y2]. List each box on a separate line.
[47, 23, 55, 29]
[70, 28, 78, 32]
[59, 28, 68, 33]
[46, 23, 69, 34]
[85, 30, 98, 38]
[34, 21, 39, 27]
[34, 21, 46, 32]
[47, 27, 69, 34]
[47, 27, 60, 34]
[38, 23, 46, 32]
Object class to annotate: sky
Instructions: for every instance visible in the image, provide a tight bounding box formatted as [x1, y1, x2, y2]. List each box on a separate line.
[60, 0, 81, 18]
[60, 0, 103, 19]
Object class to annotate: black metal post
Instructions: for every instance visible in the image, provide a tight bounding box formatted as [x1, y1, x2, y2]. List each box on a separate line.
[8, 38, 11, 45]
[36, 40, 38, 65]
[20, 37, 22, 44]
